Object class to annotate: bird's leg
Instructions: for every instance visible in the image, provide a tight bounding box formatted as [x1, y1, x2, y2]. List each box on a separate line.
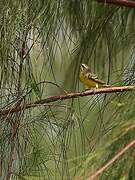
[92, 88, 97, 95]
[84, 85, 98, 95]
[84, 87, 96, 95]
[92, 84, 98, 95]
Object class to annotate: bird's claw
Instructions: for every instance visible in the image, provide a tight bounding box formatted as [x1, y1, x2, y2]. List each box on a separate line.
[92, 88, 96, 95]
[84, 88, 96, 95]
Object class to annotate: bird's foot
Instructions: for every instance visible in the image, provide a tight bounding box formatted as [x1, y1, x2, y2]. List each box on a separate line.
[92, 88, 96, 95]
[84, 88, 96, 95]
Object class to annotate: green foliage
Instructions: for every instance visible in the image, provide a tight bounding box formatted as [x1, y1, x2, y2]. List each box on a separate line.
[0, 0, 135, 179]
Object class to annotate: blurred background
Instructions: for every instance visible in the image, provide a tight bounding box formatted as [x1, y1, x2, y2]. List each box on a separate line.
[0, 0, 135, 179]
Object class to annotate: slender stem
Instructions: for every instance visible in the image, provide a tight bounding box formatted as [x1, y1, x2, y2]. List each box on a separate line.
[97, 0, 135, 8]
[5, 52, 24, 179]
[1, 86, 135, 116]
[88, 139, 135, 180]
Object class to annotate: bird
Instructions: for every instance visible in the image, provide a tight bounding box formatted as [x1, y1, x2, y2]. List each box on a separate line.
[80, 63, 109, 90]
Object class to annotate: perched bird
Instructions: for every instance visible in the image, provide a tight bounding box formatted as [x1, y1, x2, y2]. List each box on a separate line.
[80, 63, 109, 89]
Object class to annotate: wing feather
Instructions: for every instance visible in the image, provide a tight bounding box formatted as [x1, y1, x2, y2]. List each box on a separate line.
[87, 72, 106, 84]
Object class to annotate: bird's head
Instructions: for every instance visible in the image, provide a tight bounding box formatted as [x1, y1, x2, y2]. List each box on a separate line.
[80, 63, 90, 73]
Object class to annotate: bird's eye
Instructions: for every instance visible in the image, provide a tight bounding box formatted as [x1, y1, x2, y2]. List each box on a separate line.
[81, 64, 85, 68]
[81, 64, 84, 70]
[81, 64, 87, 69]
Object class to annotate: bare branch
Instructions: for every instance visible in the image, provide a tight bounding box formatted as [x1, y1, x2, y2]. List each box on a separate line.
[97, 0, 135, 8]
[0, 86, 135, 116]
[87, 139, 135, 180]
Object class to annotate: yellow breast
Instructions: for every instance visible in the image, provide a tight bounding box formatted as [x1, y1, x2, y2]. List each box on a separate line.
[80, 72, 98, 89]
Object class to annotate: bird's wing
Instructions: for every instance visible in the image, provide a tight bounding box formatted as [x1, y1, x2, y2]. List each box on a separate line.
[87, 72, 106, 84]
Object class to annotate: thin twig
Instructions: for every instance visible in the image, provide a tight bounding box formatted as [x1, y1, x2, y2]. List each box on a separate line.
[0, 86, 135, 116]
[97, 0, 135, 8]
[87, 139, 135, 180]
[6, 44, 25, 179]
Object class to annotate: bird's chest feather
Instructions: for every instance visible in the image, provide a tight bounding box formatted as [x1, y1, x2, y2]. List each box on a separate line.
[80, 72, 98, 88]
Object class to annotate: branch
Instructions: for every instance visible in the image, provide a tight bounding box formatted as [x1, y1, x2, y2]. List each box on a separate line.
[88, 138, 135, 180]
[1, 86, 135, 116]
[97, 0, 135, 8]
